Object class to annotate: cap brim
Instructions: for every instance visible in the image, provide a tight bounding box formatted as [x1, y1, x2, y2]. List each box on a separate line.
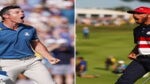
[127, 10, 147, 14]
[127, 10, 136, 14]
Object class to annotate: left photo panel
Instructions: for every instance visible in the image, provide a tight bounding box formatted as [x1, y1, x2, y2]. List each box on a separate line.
[0, 0, 75, 84]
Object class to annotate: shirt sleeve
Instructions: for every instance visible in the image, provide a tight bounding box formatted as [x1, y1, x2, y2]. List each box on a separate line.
[80, 61, 87, 66]
[31, 28, 39, 40]
[133, 27, 138, 44]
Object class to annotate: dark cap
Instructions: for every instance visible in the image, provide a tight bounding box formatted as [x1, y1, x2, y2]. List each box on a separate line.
[127, 6, 150, 14]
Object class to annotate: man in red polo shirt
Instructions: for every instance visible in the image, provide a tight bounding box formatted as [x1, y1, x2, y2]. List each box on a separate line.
[116, 6, 150, 84]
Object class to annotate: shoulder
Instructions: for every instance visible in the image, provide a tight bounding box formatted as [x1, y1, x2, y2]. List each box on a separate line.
[81, 61, 87, 64]
[20, 24, 36, 31]
[0, 22, 4, 27]
[20, 24, 35, 29]
[0, 22, 2, 26]
[134, 26, 141, 31]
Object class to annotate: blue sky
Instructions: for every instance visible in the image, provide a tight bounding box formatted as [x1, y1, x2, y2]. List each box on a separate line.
[76, 0, 150, 9]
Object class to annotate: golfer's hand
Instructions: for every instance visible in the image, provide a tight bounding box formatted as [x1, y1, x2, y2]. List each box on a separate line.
[128, 52, 137, 60]
[48, 57, 60, 64]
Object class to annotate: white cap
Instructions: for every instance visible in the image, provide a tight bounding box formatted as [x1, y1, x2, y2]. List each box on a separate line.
[63, 1, 73, 7]
[56, 38, 68, 44]
[45, 39, 56, 46]
[118, 60, 125, 64]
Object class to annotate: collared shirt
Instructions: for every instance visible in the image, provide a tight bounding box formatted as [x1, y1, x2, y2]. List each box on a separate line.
[0, 22, 38, 59]
[134, 25, 150, 55]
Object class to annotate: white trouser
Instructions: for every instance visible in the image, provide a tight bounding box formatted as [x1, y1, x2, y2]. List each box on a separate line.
[0, 57, 55, 84]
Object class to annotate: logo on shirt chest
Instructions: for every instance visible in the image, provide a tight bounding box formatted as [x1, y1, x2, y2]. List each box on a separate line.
[24, 32, 30, 36]
[146, 31, 150, 35]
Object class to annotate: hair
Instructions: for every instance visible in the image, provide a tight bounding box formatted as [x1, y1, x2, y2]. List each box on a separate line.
[77, 57, 84, 60]
[0, 5, 21, 20]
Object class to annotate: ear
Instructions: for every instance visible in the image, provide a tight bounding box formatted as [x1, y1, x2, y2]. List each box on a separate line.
[3, 14, 9, 19]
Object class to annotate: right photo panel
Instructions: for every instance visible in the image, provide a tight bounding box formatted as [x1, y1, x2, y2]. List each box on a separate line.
[76, 0, 150, 84]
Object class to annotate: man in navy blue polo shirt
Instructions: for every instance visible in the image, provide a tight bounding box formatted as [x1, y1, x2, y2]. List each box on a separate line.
[116, 6, 150, 84]
[0, 5, 60, 84]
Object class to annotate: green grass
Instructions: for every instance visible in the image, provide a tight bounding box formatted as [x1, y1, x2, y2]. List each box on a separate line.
[76, 24, 150, 84]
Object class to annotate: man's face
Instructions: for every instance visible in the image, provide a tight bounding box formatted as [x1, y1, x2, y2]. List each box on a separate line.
[133, 13, 148, 24]
[5, 8, 25, 23]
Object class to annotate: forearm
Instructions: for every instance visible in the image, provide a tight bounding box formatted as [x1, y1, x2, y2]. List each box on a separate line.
[130, 44, 139, 54]
[31, 40, 60, 64]
[34, 42, 54, 59]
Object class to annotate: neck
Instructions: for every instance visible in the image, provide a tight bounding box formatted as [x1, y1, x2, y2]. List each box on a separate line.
[143, 15, 150, 25]
[144, 21, 150, 25]
[2, 21, 18, 30]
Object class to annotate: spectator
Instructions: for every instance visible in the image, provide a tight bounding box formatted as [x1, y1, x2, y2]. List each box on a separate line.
[76, 56, 98, 78]
[105, 56, 117, 70]
[61, 1, 74, 25]
[82, 26, 90, 39]
[76, 57, 87, 77]
[112, 60, 127, 74]
[50, 39, 74, 84]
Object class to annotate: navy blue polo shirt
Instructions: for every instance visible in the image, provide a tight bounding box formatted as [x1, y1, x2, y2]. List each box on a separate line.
[134, 25, 150, 43]
[0, 22, 38, 59]
[134, 25, 150, 55]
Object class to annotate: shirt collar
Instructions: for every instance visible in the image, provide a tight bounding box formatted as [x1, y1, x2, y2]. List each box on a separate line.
[0, 22, 23, 30]
[0, 22, 9, 30]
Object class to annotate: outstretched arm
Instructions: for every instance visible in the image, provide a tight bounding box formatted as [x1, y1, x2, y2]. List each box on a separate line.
[31, 40, 60, 64]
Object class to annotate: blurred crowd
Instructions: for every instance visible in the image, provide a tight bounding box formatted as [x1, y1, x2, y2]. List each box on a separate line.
[77, 16, 135, 26]
[0, 0, 75, 84]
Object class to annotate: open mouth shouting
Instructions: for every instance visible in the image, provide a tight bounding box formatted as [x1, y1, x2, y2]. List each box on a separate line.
[20, 16, 24, 19]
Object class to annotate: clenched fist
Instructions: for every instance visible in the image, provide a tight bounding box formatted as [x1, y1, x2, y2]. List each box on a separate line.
[128, 52, 137, 60]
[48, 57, 60, 64]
